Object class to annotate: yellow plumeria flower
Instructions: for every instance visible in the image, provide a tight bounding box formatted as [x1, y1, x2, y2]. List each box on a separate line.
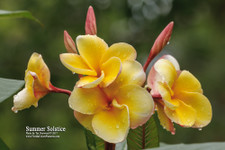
[12, 53, 51, 113]
[69, 52, 154, 143]
[60, 35, 137, 88]
[147, 55, 212, 133]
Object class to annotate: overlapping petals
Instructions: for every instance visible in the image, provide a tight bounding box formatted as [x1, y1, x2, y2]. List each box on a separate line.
[60, 35, 137, 88]
[12, 53, 51, 112]
[147, 55, 212, 133]
[69, 56, 154, 143]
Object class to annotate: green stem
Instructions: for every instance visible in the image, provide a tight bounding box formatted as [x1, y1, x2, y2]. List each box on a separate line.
[105, 142, 115, 150]
[142, 123, 146, 149]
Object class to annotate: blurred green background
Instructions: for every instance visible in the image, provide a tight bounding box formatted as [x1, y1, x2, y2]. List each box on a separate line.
[0, 0, 225, 149]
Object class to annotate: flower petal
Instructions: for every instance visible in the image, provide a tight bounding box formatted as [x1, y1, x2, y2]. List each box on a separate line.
[104, 60, 146, 98]
[115, 84, 154, 129]
[100, 57, 122, 87]
[92, 100, 129, 143]
[165, 100, 197, 127]
[157, 82, 179, 110]
[74, 110, 94, 133]
[12, 88, 37, 113]
[156, 101, 175, 134]
[27, 52, 50, 88]
[175, 91, 212, 128]
[101, 43, 137, 63]
[26, 71, 49, 99]
[161, 55, 180, 70]
[148, 58, 177, 96]
[76, 35, 108, 72]
[60, 53, 97, 76]
[68, 87, 108, 114]
[76, 71, 104, 88]
[173, 71, 203, 94]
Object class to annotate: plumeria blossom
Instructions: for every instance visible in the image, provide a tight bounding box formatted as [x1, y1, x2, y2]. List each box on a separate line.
[60, 35, 138, 88]
[147, 55, 212, 134]
[12, 53, 51, 113]
[65, 41, 154, 143]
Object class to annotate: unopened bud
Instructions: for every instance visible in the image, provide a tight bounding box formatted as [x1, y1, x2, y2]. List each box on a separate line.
[64, 30, 77, 53]
[85, 6, 97, 35]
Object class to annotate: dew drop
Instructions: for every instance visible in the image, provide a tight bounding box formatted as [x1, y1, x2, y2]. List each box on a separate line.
[72, 72, 76, 74]
[167, 42, 170, 45]
[14, 110, 18, 113]
[198, 128, 202, 131]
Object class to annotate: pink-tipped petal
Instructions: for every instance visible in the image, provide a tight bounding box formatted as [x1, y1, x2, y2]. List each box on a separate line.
[64, 30, 77, 53]
[85, 6, 97, 35]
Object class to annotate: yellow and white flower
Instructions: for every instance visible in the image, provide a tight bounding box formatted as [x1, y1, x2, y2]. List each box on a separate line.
[147, 55, 212, 133]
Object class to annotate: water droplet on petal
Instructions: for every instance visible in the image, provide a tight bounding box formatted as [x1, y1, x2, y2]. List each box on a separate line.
[72, 72, 76, 74]
[167, 42, 170, 45]
[116, 124, 119, 129]
[198, 128, 202, 131]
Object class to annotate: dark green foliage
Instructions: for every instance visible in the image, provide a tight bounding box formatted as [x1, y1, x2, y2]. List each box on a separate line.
[127, 115, 159, 150]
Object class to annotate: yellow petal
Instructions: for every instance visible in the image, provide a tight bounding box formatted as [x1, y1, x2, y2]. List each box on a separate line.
[76, 35, 108, 72]
[76, 71, 104, 88]
[12, 88, 37, 113]
[154, 59, 177, 87]
[156, 102, 175, 134]
[26, 71, 49, 99]
[92, 100, 129, 143]
[165, 100, 197, 127]
[100, 57, 122, 87]
[27, 52, 50, 88]
[74, 111, 94, 133]
[101, 42, 137, 63]
[173, 71, 203, 94]
[68, 87, 108, 114]
[175, 91, 212, 128]
[104, 60, 146, 98]
[161, 55, 180, 70]
[60, 53, 97, 76]
[157, 82, 179, 110]
[115, 84, 154, 129]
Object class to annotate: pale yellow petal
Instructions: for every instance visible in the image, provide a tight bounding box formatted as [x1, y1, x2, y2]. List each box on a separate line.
[156, 102, 175, 134]
[115, 84, 154, 129]
[154, 59, 177, 87]
[76, 35, 108, 72]
[161, 55, 180, 70]
[68, 87, 108, 114]
[76, 71, 104, 88]
[27, 52, 50, 88]
[100, 57, 122, 87]
[165, 100, 197, 127]
[92, 100, 129, 143]
[60, 53, 97, 76]
[175, 91, 212, 128]
[173, 71, 203, 94]
[74, 111, 94, 133]
[101, 42, 137, 63]
[104, 60, 146, 98]
[12, 88, 37, 113]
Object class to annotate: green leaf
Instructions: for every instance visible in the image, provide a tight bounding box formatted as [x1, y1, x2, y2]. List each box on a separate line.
[84, 128, 128, 150]
[148, 142, 225, 150]
[0, 10, 42, 25]
[84, 129, 104, 150]
[0, 138, 10, 150]
[0, 77, 24, 103]
[127, 115, 159, 150]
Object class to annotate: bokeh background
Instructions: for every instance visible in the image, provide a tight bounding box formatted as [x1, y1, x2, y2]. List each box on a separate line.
[0, 0, 225, 149]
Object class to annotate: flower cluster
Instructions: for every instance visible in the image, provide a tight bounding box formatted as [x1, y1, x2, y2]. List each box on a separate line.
[12, 6, 212, 144]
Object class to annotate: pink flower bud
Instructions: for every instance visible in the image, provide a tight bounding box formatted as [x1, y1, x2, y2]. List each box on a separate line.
[85, 6, 97, 35]
[143, 22, 174, 72]
[64, 30, 77, 53]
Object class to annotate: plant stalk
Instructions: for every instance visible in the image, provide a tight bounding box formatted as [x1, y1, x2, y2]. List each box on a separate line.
[105, 142, 115, 150]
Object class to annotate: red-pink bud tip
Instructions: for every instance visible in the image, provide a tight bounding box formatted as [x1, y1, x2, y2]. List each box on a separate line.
[85, 6, 97, 35]
[64, 30, 77, 53]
